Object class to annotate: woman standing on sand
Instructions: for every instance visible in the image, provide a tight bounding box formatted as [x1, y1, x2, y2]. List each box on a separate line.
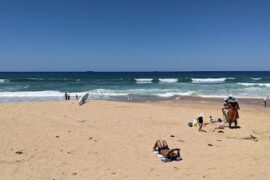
[222, 95, 232, 123]
[226, 97, 240, 128]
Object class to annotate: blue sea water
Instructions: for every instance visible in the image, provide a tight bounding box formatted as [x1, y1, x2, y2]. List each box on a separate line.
[0, 71, 270, 102]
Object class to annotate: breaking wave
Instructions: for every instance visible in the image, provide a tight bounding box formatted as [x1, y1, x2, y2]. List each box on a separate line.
[191, 78, 226, 83]
[237, 83, 270, 87]
[251, 77, 262, 81]
[158, 78, 178, 83]
[135, 78, 153, 83]
[0, 79, 9, 83]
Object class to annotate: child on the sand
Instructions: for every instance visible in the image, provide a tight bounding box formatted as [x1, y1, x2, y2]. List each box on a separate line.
[214, 118, 225, 129]
[197, 114, 204, 131]
[209, 116, 216, 123]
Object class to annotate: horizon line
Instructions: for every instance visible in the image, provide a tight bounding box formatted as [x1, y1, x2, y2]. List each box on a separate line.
[0, 70, 270, 73]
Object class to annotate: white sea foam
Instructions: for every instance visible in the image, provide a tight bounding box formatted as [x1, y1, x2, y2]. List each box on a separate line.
[80, 89, 194, 98]
[0, 86, 268, 102]
[89, 89, 127, 97]
[191, 78, 226, 83]
[26, 78, 42, 80]
[155, 91, 194, 97]
[251, 77, 262, 81]
[199, 94, 230, 98]
[0, 90, 127, 100]
[0, 91, 64, 98]
[237, 83, 270, 87]
[198, 94, 265, 99]
[0, 79, 8, 83]
[155, 93, 176, 97]
[158, 78, 178, 83]
[135, 78, 153, 83]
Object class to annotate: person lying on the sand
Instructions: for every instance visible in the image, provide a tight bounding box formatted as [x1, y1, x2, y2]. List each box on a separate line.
[153, 139, 181, 161]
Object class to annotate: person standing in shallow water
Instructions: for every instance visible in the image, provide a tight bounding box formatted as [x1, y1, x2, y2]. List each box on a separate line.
[64, 92, 68, 100]
[264, 96, 269, 108]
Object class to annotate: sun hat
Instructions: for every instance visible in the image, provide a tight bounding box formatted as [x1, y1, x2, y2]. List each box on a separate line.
[228, 97, 237, 103]
[227, 94, 233, 99]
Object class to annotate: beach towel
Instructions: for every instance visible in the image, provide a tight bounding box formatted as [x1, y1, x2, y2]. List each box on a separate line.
[153, 150, 182, 162]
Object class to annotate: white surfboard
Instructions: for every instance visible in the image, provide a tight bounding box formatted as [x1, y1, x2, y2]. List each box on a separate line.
[79, 92, 89, 106]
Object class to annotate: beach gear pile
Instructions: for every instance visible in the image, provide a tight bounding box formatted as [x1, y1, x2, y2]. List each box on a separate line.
[188, 115, 224, 129]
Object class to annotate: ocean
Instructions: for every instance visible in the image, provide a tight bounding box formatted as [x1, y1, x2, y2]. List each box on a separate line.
[0, 71, 270, 102]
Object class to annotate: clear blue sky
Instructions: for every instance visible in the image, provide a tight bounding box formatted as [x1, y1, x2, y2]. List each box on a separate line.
[0, 0, 270, 71]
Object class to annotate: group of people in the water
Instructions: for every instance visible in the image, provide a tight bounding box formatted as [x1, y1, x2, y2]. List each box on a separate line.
[64, 92, 71, 100]
[64, 92, 79, 101]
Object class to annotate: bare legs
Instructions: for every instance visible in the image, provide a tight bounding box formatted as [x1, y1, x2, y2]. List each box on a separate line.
[153, 140, 162, 150]
[198, 123, 203, 131]
[162, 140, 168, 149]
[235, 120, 238, 127]
[229, 119, 238, 129]
[153, 139, 169, 150]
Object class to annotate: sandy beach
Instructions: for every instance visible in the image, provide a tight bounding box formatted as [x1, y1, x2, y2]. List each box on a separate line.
[1, 100, 270, 180]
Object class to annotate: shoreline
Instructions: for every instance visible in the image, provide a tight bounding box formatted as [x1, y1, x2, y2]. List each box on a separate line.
[0, 95, 266, 108]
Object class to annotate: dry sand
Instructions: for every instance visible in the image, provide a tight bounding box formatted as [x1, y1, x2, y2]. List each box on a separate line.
[1, 100, 270, 180]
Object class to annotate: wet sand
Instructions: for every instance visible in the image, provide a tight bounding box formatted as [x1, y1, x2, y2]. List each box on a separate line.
[1, 100, 270, 180]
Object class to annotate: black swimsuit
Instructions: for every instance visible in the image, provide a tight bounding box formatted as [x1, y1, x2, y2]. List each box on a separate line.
[197, 116, 203, 124]
[158, 146, 169, 153]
